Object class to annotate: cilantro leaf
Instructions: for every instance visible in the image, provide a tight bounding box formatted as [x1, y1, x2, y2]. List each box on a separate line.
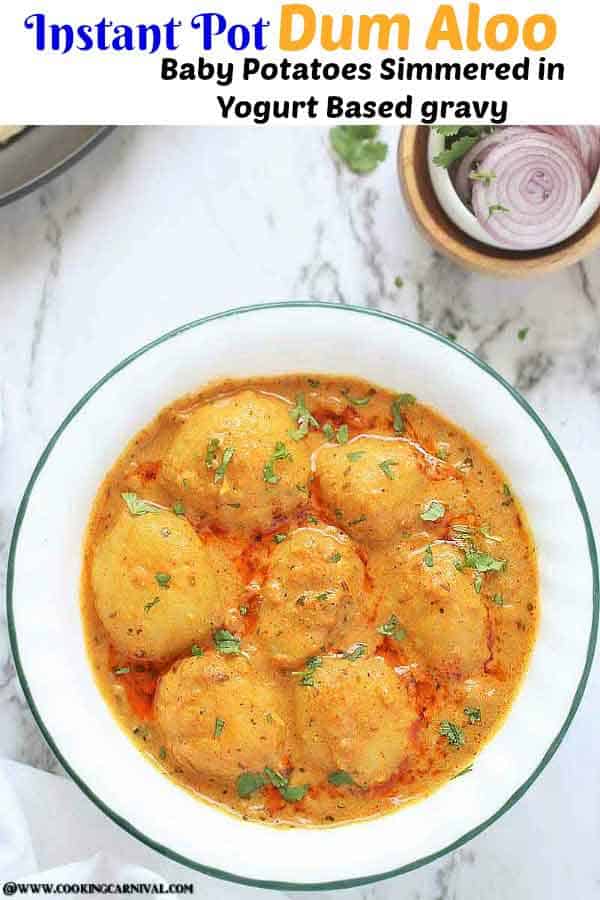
[421, 500, 445, 522]
[144, 597, 160, 614]
[379, 458, 399, 480]
[263, 441, 292, 485]
[391, 393, 415, 433]
[328, 770, 355, 787]
[336, 424, 349, 444]
[330, 126, 388, 174]
[463, 551, 506, 573]
[214, 717, 225, 738]
[343, 642, 367, 661]
[439, 720, 465, 747]
[236, 772, 267, 798]
[213, 629, 242, 655]
[121, 493, 163, 516]
[433, 134, 480, 168]
[289, 393, 319, 441]
[377, 614, 406, 642]
[214, 447, 235, 484]
[464, 706, 481, 724]
[205, 437, 220, 469]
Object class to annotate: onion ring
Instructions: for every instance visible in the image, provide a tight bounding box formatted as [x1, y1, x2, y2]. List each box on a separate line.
[471, 132, 586, 250]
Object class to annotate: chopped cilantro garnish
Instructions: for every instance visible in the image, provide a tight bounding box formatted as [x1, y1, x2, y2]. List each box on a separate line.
[191, 644, 204, 657]
[329, 551, 342, 563]
[289, 394, 319, 441]
[488, 203, 510, 218]
[348, 514, 367, 527]
[293, 656, 323, 687]
[336, 424, 349, 444]
[144, 597, 160, 614]
[421, 500, 446, 522]
[172, 500, 185, 516]
[205, 437, 220, 469]
[113, 666, 130, 676]
[263, 442, 292, 485]
[264, 767, 309, 803]
[377, 614, 406, 642]
[492, 594, 505, 607]
[379, 458, 399, 480]
[347, 450, 365, 463]
[439, 720, 465, 748]
[273, 533, 287, 544]
[155, 572, 171, 587]
[464, 707, 481, 724]
[213, 629, 242, 655]
[518, 327, 529, 342]
[121, 493, 162, 516]
[343, 642, 367, 661]
[214, 447, 235, 484]
[391, 393, 415, 433]
[322, 423, 335, 441]
[463, 550, 506, 573]
[236, 771, 267, 798]
[469, 169, 496, 186]
[328, 770, 355, 787]
[214, 717, 225, 738]
[342, 389, 372, 407]
[480, 523, 502, 543]
[423, 544, 434, 568]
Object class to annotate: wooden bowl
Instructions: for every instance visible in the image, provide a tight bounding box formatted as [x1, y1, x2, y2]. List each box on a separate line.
[398, 126, 600, 278]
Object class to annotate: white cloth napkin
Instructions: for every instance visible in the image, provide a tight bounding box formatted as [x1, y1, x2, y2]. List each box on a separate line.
[0, 759, 283, 898]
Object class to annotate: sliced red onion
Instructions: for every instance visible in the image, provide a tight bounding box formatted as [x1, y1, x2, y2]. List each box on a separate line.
[471, 132, 585, 250]
[533, 126, 600, 182]
[451, 128, 523, 205]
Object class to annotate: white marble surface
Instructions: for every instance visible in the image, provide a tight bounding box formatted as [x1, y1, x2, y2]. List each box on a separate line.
[0, 126, 599, 899]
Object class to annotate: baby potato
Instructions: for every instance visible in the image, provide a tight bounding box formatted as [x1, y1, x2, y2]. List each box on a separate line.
[316, 437, 433, 544]
[161, 390, 311, 533]
[256, 526, 372, 668]
[91, 507, 225, 660]
[294, 656, 415, 786]
[384, 543, 489, 677]
[155, 654, 287, 781]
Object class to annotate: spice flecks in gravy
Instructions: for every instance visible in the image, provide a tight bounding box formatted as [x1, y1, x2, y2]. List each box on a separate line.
[81, 374, 538, 827]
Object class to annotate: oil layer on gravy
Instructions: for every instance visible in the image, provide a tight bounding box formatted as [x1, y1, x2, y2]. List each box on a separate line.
[81, 375, 538, 827]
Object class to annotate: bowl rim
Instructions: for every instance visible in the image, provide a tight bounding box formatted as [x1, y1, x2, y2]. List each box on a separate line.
[0, 126, 116, 209]
[6, 300, 599, 892]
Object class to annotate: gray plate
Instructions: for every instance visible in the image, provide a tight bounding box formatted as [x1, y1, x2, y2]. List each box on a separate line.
[0, 126, 115, 208]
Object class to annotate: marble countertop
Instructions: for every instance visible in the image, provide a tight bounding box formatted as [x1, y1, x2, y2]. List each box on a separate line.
[0, 127, 598, 899]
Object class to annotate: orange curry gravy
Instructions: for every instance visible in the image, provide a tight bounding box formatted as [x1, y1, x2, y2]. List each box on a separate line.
[81, 374, 538, 827]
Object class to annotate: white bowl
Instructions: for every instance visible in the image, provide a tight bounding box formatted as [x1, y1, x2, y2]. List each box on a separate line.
[7, 303, 598, 890]
[428, 130, 600, 251]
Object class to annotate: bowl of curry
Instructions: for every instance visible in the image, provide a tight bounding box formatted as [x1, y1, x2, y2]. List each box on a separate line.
[8, 303, 597, 889]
